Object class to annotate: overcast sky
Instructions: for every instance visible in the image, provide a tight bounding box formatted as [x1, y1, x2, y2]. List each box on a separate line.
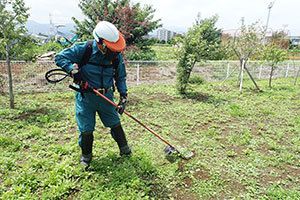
[24, 0, 299, 35]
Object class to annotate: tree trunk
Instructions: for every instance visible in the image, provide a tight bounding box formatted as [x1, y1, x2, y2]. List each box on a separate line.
[186, 61, 196, 83]
[237, 59, 243, 87]
[269, 66, 275, 88]
[180, 60, 196, 94]
[244, 65, 261, 91]
[6, 44, 15, 109]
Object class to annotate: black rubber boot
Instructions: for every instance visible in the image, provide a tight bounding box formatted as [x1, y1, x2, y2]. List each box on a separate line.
[80, 153, 92, 168]
[79, 132, 94, 167]
[111, 124, 131, 156]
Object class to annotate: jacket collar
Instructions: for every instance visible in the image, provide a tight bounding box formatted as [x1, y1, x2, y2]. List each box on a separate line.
[92, 40, 100, 53]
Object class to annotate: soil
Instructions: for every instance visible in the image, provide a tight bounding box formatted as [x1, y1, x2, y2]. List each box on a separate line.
[172, 188, 199, 200]
[13, 107, 49, 120]
[193, 169, 210, 181]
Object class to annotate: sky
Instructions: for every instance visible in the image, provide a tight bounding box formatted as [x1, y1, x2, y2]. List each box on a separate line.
[24, 0, 300, 35]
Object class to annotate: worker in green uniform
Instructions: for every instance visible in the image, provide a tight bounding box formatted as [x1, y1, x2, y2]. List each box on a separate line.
[55, 21, 131, 167]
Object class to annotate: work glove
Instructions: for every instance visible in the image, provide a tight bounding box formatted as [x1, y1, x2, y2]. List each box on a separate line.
[70, 63, 82, 84]
[116, 94, 127, 115]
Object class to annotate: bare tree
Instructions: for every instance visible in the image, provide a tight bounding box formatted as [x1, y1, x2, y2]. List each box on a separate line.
[231, 22, 264, 92]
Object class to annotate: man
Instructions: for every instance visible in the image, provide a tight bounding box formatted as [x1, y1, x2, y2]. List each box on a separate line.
[55, 21, 131, 167]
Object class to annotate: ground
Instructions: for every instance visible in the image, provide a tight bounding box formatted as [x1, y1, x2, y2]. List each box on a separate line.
[0, 78, 299, 199]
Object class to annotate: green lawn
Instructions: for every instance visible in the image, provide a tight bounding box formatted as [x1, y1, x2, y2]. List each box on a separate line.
[0, 78, 299, 199]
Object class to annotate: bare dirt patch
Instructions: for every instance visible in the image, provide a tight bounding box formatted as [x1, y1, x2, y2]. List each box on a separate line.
[193, 169, 210, 181]
[260, 165, 300, 188]
[183, 176, 193, 188]
[148, 92, 177, 103]
[172, 188, 199, 200]
[13, 107, 49, 120]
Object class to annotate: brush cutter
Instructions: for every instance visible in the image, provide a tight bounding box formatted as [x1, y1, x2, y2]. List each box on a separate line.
[92, 88, 194, 160]
[45, 68, 194, 160]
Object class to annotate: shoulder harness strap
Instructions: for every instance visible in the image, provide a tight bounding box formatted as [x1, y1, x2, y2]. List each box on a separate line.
[112, 53, 120, 79]
[79, 40, 93, 68]
[78, 41, 120, 79]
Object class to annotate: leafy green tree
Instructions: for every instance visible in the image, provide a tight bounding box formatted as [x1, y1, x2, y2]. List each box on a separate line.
[262, 43, 287, 88]
[8, 37, 39, 61]
[176, 15, 222, 94]
[73, 0, 161, 59]
[0, 0, 29, 109]
[220, 33, 236, 60]
[169, 35, 184, 46]
[37, 41, 64, 54]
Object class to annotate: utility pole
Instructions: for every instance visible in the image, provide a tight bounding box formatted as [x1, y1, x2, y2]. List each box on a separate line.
[196, 12, 201, 25]
[265, 1, 275, 37]
[49, 13, 56, 37]
[241, 17, 245, 27]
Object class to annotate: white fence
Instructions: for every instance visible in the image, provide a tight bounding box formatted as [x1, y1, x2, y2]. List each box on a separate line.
[0, 60, 299, 93]
[128, 60, 300, 85]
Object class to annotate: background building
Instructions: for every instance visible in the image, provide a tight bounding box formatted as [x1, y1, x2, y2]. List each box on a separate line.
[289, 36, 300, 46]
[157, 28, 177, 42]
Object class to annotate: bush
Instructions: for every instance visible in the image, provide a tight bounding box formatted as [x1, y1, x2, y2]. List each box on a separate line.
[188, 75, 205, 85]
[125, 46, 157, 60]
[176, 15, 222, 94]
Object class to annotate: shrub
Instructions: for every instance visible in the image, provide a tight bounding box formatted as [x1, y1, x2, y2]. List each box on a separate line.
[125, 46, 157, 61]
[188, 75, 205, 85]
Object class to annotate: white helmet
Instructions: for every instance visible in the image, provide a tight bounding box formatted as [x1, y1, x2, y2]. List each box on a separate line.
[93, 21, 126, 52]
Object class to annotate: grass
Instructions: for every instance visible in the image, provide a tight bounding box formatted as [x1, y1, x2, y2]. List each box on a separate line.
[151, 45, 177, 61]
[0, 78, 299, 199]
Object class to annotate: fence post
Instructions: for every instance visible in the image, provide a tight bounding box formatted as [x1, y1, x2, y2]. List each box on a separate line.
[258, 65, 263, 79]
[136, 64, 140, 85]
[285, 63, 290, 78]
[226, 63, 230, 79]
[239, 59, 245, 93]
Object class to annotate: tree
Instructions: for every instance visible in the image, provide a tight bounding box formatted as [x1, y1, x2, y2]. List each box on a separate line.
[73, 0, 161, 54]
[268, 30, 289, 49]
[0, 0, 29, 109]
[176, 15, 222, 94]
[262, 43, 287, 88]
[8, 37, 39, 61]
[220, 33, 236, 60]
[230, 22, 264, 92]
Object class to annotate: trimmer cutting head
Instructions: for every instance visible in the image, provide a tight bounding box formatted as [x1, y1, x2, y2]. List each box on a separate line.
[164, 145, 177, 155]
[164, 145, 194, 162]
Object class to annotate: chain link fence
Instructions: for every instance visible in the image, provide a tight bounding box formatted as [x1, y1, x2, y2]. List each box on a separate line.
[0, 60, 299, 93]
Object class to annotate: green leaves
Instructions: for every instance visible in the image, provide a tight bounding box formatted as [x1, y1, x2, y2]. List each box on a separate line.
[230, 22, 264, 60]
[262, 44, 288, 67]
[261, 43, 288, 87]
[74, 0, 161, 47]
[0, 0, 30, 60]
[177, 15, 222, 94]
[0, 0, 29, 38]
[74, 0, 162, 60]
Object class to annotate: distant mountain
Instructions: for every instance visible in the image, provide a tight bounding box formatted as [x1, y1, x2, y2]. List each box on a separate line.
[164, 26, 187, 34]
[26, 20, 76, 36]
[26, 20, 186, 38]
